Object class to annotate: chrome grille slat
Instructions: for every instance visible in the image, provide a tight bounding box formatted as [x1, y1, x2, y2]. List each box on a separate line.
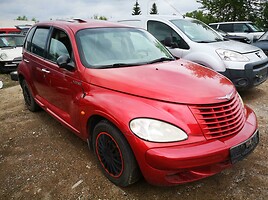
[190, 92, 245, 140]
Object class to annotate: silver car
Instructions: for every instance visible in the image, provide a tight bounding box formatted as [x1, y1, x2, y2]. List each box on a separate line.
[116, 15, 268, 90]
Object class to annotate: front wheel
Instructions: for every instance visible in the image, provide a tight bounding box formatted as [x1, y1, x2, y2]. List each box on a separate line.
[92, 120, 141, 187]
[21, 79, 40, 112]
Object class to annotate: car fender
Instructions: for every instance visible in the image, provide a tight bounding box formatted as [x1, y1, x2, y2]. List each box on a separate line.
[183, 52, 227, 72]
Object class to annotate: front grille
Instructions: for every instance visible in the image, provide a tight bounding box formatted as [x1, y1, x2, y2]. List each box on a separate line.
[190, 92, 245, 140]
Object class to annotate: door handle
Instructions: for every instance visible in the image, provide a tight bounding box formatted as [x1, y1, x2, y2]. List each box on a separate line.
[24, 59, 29, 63]
[41, 69, 50, 74]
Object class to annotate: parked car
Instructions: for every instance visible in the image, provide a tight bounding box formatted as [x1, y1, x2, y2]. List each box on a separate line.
[209, 21, 264, 43]
[0, 34, 24, 73]
[17, 19, 259, 186]
[214, 28, 251, 44]
[0, 27, 21, 34]
[116, 15, 268, 90]
[253, 31, 268, 56]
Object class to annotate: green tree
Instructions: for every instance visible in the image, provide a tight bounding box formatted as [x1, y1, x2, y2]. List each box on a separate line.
[93, 15, 108, 20]
[185, 10, 216, 24]
[132, 0, 141, 15]
[197, 0, 266, 28]
[31, 17, 37, 22]
[16, 15, 28, 21]
[150, 3, 158, 15]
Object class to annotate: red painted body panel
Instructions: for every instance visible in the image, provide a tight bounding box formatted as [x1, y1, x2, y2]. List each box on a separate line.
[17, 20, 259, 186]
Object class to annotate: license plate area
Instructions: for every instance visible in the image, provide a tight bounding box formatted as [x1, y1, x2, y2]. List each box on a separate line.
[230, 130, 259, 164]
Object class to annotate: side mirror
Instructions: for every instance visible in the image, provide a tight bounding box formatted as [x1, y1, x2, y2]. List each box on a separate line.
[56, 55, 75, 71]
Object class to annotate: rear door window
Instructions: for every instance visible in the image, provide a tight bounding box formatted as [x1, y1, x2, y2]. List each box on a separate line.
[31, 27, 50, 57]
[219, 24, 233, 32]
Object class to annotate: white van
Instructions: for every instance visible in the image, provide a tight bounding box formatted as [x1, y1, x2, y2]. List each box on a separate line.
[116, 15, 268, 90]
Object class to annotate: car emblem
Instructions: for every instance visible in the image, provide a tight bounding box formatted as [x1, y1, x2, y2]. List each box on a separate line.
[256, 52, 261, 59]
[216, 91, 234, 100]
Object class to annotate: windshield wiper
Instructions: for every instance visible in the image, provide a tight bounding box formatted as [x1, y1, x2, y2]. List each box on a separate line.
[97, 63, 143, 69]
[147, 57, 175, 64]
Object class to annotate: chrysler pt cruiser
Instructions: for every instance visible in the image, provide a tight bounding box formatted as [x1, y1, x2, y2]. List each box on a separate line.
[17, 19, 259, 186]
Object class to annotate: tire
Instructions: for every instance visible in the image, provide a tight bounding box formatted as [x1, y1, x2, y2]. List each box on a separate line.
[21, 79, 40, 112]
[92, 120, 141, 187]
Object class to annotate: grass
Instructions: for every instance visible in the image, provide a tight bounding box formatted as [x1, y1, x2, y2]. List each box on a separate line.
[0, 73, 19, 89]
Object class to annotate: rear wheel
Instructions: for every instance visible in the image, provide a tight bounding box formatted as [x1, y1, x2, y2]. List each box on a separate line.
[21, 79, 40, 112]
[92, 120, 141, 187]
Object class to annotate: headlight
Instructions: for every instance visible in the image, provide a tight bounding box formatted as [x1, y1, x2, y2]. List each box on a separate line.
[216, 49, 249, 62]
[0, 53, 8, 60]
[129, 118, 188, 142]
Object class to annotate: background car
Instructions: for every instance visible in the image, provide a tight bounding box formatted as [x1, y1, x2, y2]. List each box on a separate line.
[0, 34, 24, 73]
[209, 21, 264, 43]
[253, 31, 268, 56]
[214, 28, 251, 43]
[116, 15, 268, 90]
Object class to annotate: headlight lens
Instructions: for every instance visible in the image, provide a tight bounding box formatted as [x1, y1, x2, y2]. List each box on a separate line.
[0, 53, 8, 60]
[129, 118, 188, 142]
[216, 49, 249, 62]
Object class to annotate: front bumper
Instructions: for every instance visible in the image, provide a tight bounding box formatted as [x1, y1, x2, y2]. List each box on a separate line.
[136, 107, 258, 186]
[221, 58, 268, 90]
[0, 58, 21, 73]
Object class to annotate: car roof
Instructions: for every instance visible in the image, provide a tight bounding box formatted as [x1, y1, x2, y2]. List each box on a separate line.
[34, 19, 131, 33]
[210, 21, 253, 25]
[116, 14, 188, 22]
[0, 33, 24, 37]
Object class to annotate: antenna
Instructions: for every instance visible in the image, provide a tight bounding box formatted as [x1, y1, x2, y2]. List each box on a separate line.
[163, 0, 183, 16]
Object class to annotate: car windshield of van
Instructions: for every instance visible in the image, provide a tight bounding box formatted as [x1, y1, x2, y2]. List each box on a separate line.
[170, 19, 224, 43]
[258, 31, 268, 41]
[247, 23, 263, 32]
[76, 27, 174, 69]
[0, 35, 24, 48]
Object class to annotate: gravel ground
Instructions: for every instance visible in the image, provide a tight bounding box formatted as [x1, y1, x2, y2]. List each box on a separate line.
[0, 74, 267, 200]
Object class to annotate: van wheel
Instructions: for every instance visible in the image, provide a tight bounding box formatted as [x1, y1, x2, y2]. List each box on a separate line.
[92, 120, 141, 187]
[21, 80, 40, 112]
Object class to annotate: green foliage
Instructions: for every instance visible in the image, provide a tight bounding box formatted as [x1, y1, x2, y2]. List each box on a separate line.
[16, 15, 28, 21]
[197, 0, 268, 28]
[93, 15, 108, 20]
[132, 0, 141, 15]
[185, 10, 216, 24]
[150, 3, 158, 15]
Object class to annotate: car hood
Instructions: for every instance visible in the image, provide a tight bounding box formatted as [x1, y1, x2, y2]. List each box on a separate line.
[206, 40, 260, 54]
[84, 60, 235, 104]
[0, 47, 22, 60]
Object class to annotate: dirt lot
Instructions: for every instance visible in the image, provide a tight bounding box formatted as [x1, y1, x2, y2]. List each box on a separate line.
[0, 73, 267, 200]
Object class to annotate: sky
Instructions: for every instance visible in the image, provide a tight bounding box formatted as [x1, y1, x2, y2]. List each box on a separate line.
[0, 0, 202, 22]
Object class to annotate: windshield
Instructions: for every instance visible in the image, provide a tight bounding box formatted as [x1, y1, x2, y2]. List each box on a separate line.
[259, 32, 268, 41]
[247, 23, 262, 32]
[170, 19, 223, 43]
[0, 35, 24, 48]
[76, 28, 173, 68]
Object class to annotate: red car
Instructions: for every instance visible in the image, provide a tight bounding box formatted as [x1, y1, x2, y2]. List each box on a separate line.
[17, 19, 259, 186]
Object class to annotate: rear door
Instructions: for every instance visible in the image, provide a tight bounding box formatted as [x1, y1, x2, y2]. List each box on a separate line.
[23, 26, 51, 100]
